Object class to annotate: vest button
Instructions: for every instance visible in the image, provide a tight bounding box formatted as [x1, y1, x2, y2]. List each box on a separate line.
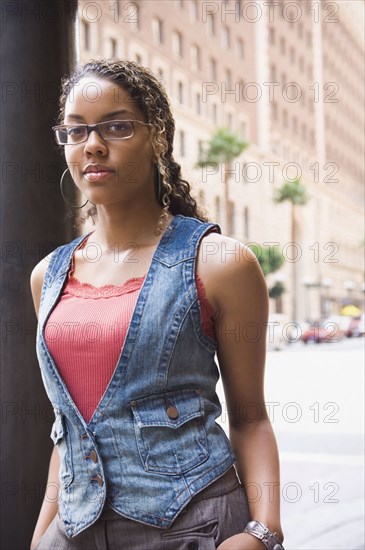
[91, 474, 103, 486]
[130, 400, 137, 407]
[80, 433, 89, 440]
[86, 450, 98, 463]
[166, 405, 179, 419]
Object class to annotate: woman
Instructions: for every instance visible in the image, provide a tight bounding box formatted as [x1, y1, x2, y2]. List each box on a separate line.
[30, 59, 284, 550]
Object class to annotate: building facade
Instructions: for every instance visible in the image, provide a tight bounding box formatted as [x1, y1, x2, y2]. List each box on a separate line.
[75, 0, 364, 322]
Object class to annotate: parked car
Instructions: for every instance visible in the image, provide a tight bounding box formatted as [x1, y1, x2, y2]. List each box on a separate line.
[300, 315, 349, 344]
[346, 316, 362, 337]
[358, 313, 365, 336]
[286, 320, 310, 343]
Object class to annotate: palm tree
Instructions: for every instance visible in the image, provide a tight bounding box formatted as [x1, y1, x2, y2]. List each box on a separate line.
[248, 243, 286, 313]
[273, 177, 311, 321]
[196, 127, 249, 235]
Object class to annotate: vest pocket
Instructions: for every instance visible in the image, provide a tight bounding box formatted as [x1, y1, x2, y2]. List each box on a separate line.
[50, 408, 74, 488]
[131, 388, 209, 475]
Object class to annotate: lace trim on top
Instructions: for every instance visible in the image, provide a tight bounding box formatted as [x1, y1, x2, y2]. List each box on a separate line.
[66, 230, 216, 317]
[66, 267, 212, 310]
[66, 271, 147, 298]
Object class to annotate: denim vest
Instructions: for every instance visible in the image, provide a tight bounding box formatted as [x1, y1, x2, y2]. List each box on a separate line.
[36, 214, 237, 539]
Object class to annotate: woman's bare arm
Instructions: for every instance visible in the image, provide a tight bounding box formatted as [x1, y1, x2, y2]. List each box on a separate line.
[29, 255, 61, 550]
[29, 447, 60, 549]
[201, 235, 284, 549]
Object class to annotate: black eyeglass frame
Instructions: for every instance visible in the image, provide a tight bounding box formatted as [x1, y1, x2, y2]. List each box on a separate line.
[51, 119, 152, 145]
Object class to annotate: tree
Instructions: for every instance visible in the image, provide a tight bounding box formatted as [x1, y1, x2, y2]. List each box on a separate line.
[273, 177, 311, 321]
[248, 244, 286, 313]
[196, 127, 249, 235]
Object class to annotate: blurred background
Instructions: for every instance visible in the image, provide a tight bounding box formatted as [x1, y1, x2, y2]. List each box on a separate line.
[1, 1, 364, 549]
[75, 5, 365, 546]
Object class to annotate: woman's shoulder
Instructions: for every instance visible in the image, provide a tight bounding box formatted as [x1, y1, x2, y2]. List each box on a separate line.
[199, 231, 258, 271]
[30, 250, 55, 319]
[196, 231, 262, 319]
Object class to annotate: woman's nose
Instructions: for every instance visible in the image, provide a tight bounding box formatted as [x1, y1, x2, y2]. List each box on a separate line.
[83, 128, 108, 154]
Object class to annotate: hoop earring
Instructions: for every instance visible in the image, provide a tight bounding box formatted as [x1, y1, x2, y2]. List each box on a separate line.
[155, 163, 162, 204]
[60, 168, 89, 209]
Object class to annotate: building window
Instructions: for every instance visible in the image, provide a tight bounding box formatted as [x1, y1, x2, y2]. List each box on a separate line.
[272, 102, 278, 121]
[243, 206, 250, 239]
[227, 200, 235, 235]
[222, 26, 230, 48]
[272, 140, 280, 156]
[152, 18, 163, 44]
[307, 64, 313, 79]
[82, 20, 90, 50]
[179, 129, 185, 156]
[292, 116, 298, 133]
[299, 56, 304, 72]
[227, 112, 233, 130]
[135, 53, 142, 64]
[131, 3, 140, 31]
[290, 47, 295, 63]
[270, 63, 276, 82]
[157, 67, 165, 82]
[196, 92, 202, 115]
[190, 0, 198, 21]
[212, 103, 218, 124]
[109, 37, 117, 58]
[301, 123, 307, 141]
[298, 21, 303, 39]
[207, 13, 215, 36]
[280, 37, 286, 54]
[198, 189, 206, 206]
[269, 27, 275, 45]
[209, 57, 217, 80]
[237, 37, 244, 59]
[110, 0, 120, 18]
[191, 44, 201, 71]
[240, 120, 247, 140]
[177, 80, 184, 103]
[215, 196, 221, 224]
[283, 109, 288, 127]
[235, 0, 242, 18]
[198, 139, 204, 160]
[225, 68, 232, 88]
[306, 31, 312, 47]
[172, 30, 183, 57]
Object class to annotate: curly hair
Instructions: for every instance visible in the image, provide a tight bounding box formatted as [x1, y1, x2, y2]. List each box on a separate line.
[56, 58, 210, 233]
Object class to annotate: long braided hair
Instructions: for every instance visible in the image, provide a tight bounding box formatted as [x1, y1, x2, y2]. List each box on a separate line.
[56, 58, 210, 233]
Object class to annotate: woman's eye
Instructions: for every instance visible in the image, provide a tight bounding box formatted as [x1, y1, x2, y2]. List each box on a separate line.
[110, 122, 128, 131]
[68, 127, 83, 135]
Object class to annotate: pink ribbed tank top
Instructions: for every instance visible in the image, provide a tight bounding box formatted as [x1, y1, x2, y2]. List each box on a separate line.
[45, 230, 217, 422]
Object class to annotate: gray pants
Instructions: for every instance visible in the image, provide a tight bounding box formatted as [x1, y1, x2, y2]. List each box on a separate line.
[34, 466, 251, 549]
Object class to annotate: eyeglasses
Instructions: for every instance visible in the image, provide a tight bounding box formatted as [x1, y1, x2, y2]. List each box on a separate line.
[52, 119, 152, 145]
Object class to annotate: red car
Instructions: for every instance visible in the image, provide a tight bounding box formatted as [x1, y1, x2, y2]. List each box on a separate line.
[346, 317, 362, 337]
[301, 316, 348, 344]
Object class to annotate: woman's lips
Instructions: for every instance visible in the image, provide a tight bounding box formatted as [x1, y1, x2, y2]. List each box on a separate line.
[83, 171, 114, 182]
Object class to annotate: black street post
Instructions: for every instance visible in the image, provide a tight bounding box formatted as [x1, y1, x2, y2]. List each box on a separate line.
[0, 1, 78, 548]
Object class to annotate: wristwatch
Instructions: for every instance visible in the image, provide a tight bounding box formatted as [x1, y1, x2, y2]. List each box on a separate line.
[243, 520, 285, 550]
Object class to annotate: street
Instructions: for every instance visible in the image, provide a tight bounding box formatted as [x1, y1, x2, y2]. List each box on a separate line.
[216, 336, 365, 550]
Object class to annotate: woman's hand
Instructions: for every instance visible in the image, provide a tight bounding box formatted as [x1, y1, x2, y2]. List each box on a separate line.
[217, 532, 267, 550]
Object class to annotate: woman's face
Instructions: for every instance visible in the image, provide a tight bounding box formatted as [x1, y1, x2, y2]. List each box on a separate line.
[63, 76, 157, 207]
